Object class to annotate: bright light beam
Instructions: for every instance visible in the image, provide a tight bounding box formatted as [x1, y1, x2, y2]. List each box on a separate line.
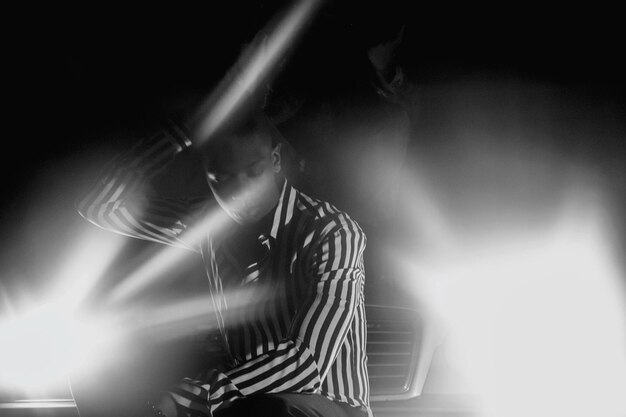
[104, 204, 229, 306]
[124, 284, 267, 344]
[191, 0, 324, 145]
[48, 229, 126, 312]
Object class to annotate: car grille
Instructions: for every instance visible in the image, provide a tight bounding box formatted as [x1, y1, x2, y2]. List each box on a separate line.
[366, 305, 425, 400]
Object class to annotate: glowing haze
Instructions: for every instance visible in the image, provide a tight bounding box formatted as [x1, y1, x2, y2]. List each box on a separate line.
[386, 135, 626, 416]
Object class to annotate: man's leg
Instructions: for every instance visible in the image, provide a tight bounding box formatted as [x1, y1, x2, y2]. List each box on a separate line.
[214, 393, 365, 417]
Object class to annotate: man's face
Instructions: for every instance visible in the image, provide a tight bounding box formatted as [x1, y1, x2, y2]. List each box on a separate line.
[203, 132, 282, 225]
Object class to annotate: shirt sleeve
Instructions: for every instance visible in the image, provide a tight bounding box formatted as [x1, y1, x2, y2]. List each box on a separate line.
[169, 213, 367, 416]
[76, 119, 201, 251]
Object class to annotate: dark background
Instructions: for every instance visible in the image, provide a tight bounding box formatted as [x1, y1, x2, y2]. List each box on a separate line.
[5, 1, 625, 160]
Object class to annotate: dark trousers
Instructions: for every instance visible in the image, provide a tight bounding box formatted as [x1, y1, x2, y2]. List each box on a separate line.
[214, 394, 367, 417]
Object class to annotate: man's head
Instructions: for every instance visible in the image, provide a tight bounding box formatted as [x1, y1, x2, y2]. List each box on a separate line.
[197, 111, 284, 226]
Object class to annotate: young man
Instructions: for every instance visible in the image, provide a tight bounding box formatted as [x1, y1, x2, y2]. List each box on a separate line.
[77, 109, 370, 417]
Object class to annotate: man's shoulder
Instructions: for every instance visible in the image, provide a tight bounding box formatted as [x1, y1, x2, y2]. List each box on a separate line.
[292, 187, 365, 237]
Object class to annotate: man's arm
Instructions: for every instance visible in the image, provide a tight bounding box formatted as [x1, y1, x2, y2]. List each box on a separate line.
[167, 213, 367, 416]
[77, 120, 200, 251]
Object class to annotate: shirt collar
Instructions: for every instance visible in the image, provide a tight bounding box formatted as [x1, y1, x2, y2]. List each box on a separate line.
[270, 179, 296, 240]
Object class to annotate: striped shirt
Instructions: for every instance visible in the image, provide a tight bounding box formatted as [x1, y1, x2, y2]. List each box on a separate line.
[77, 125, 371, 416]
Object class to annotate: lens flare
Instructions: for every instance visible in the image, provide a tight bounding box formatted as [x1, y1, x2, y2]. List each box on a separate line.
[0, 303, 122, 391]
[0, 228, 127, 390]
